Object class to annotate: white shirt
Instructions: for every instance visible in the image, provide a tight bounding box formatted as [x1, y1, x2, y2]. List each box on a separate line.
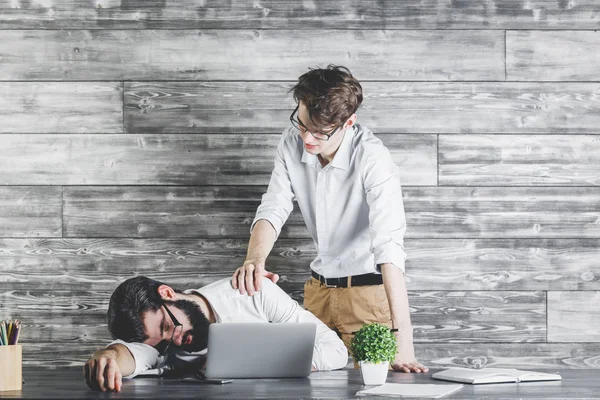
[109, 278, 348, 378]
[252, 124, 407, 278]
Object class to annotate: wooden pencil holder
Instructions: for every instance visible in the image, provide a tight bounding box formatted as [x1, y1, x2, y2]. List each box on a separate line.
[0, 344, 22, 392]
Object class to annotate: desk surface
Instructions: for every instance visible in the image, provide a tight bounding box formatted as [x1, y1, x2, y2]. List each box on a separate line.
[1, 367, 599, 399]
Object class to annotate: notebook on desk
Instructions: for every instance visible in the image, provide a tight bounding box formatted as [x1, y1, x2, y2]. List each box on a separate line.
[432, 367, 562, 385]
[356, 383, 464, 398]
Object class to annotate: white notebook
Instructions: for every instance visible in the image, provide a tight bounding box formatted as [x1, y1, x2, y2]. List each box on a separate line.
[356, 383, 464, 398]
[432, 367, 562, 385]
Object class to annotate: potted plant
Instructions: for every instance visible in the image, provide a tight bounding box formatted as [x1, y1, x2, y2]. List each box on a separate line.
[351, 323, 397, 385]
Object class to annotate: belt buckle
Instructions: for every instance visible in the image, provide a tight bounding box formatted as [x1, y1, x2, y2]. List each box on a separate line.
[323, 277, 337, 288]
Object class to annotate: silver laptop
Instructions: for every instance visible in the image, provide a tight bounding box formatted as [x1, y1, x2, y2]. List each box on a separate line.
[204, 323, 316, 379]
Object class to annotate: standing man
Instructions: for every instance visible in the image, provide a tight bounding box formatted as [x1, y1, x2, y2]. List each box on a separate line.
[232, 65, 427, 373]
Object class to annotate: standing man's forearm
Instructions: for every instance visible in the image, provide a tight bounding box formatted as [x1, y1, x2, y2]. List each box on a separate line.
[246, 219, 278, 262]
[380, 263, 412, 331]
[232, 219, 279, 295]
[380, 263, 428, 373]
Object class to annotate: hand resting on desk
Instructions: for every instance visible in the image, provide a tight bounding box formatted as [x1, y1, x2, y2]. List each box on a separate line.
[83, 344, 134, 392]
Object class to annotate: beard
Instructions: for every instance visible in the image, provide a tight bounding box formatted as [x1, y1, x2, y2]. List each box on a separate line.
[166, 299, 211, 352]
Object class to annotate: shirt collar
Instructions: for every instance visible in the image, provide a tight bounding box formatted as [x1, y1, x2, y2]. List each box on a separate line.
[301, 125, 355, 170]
[330, 125, 355, 171]
[183, 288, 221, 323]
[300, 142, 319, 168]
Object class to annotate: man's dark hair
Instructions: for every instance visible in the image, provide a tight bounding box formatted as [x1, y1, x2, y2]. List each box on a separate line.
[107, 276, 176, 343]
[290, 64, 363, 129]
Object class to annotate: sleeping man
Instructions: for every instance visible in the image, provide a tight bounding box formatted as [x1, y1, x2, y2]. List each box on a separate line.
[83, 276, 348, 392]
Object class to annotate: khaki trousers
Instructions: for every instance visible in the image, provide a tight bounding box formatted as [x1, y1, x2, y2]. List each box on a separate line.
[303, 276, 392, 366]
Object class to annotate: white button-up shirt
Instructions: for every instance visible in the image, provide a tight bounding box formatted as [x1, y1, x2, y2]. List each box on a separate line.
[252, 123, 407, 278]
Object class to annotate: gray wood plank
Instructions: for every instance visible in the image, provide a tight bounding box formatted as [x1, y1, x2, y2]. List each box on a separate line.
[0, 30, 503, 81]
[439, 135, 600, 186]
[63, 186, 600, 239]
[2, 239, 599, 291]
[0, 134, 436, 186]
[403, 187, 600, 238]
[125, 81, 293, 134]
[507, 31, 600, 81]
[0, 187, 62, 238]
[0, 290, 110, 344]
[1, 1, 599, 29]
[0, 238, 291, 291]
[409, 291, 546, 343]
[0, 82, 122, 134]
[63, 186, 308, 239]
[417, 343, 600, 369]
[7, 322, 108, 345]
[125, 82, 600, 134]
[382, 135, 438, 186]
[405, 239, 600, 291]
[548, 291, 600, 343]
[0, 288, 545, 344]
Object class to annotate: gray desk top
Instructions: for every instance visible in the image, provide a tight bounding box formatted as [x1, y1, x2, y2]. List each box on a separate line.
[0, 367, 599, 399]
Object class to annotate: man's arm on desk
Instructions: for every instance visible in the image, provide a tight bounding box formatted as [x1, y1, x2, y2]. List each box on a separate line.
[84, 340, 163, 392]
[83, 343, 133, 392]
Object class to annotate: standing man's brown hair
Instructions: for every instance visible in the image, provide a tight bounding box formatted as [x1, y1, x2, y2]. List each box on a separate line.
[232, 65, 427, 373]
[291, 65, 362, 129]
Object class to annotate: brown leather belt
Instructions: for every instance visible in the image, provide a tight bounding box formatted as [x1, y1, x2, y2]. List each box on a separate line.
[311, 270, 383, 288]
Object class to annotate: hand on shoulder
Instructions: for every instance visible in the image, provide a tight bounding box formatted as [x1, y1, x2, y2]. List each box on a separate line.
[231, 258, 279, 296]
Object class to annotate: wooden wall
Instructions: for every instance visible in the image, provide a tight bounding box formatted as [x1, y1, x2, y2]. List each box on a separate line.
[1, 1, 599, 369]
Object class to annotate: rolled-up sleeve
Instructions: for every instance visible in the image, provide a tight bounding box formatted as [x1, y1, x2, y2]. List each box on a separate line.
[107, 339, 165, 379]
[362, 146, 407, 273]
[257, 278, 348, 371]
[251, 131, 295, 239]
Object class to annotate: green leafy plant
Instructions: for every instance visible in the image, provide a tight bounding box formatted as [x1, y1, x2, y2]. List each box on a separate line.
[351, 323, 397, 364]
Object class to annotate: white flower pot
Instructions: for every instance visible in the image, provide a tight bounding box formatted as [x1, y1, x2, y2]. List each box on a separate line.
[359, 360, 389, 385]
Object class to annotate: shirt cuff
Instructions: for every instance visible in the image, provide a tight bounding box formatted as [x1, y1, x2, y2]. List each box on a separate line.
[312, 340, 349, 371]
[107, 339, 160, 379]
[251, 213, 284, 239]
[373, 244, 407, 274]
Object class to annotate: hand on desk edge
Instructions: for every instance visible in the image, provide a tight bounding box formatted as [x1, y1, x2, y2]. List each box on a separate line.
[391, 329, 428, 374]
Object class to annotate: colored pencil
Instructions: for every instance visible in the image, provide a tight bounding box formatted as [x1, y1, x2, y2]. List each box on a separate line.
[13, 322, 21, 345]
[0, 321, 6, 345]
[8, 322, 15, 345]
